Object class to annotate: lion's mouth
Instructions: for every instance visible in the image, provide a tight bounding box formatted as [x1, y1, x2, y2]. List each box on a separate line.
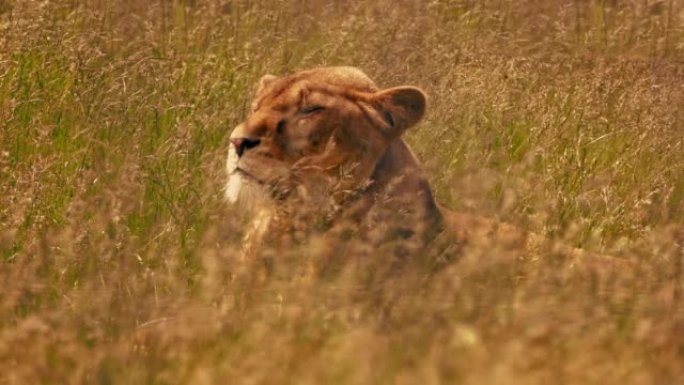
[237, 154, 292, 183]
[225, 166, 277, 204]
[234, 167, 266, 185]
[233, 165, 296, 202]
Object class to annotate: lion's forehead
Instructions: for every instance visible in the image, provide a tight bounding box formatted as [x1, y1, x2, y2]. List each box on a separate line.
[255, 89, 370, 120]
[254, 68, 378, 109]
[252, 84, 300, 112]
[292, 67, 378, 91]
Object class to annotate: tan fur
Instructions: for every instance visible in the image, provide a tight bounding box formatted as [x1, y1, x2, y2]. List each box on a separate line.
[226, 67, 622, 267]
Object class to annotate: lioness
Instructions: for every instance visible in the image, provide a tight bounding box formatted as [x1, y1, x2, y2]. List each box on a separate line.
[225, 66, 600, 264]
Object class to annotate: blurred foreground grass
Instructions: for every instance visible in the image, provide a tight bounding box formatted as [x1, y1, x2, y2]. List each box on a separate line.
[1, 1, 684, 384]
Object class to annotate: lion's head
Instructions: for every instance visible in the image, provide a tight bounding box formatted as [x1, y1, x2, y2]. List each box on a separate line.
[225, 67, 427, 211]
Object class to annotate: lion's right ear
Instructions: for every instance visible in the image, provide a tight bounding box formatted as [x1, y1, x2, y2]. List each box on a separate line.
[373, 86, 427, 138]
[256, 74, 278, 95]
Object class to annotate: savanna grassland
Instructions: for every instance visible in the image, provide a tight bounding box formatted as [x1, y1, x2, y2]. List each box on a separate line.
[2, 0, 684, 384]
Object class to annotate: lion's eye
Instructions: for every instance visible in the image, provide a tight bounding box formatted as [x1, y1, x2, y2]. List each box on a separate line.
[300, 105, 324, 115]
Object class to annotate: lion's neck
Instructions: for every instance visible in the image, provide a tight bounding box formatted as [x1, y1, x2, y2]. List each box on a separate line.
[352, 139, 445, 242]
[370, 139, 430, 189]
[240, 140, 446, 258]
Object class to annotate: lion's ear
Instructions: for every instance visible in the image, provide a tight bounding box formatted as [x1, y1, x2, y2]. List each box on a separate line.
[256, 74, 278, 95]
[374, 86, 427, 137]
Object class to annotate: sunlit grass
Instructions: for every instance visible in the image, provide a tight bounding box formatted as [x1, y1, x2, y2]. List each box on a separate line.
[1, 1, 683, 384]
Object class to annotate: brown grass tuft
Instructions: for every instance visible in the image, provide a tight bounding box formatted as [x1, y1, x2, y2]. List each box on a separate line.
[1, 1, 684, 383]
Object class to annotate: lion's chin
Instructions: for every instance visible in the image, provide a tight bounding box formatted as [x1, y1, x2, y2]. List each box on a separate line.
[225, 172, 243, 204]
[225, 172, 272, 211]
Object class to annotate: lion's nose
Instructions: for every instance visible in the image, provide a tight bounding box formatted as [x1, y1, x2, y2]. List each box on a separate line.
[230, 137, 261, 157]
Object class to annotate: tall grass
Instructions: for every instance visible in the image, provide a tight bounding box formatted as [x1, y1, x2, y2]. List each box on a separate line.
[1, 1, 683, 384]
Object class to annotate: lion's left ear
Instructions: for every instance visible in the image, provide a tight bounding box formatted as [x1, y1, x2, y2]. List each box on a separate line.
[256, 74, 278, 95]
[373, 86, 427, 137]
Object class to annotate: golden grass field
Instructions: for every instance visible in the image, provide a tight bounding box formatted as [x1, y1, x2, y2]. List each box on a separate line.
[1, 0, 684, 383]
